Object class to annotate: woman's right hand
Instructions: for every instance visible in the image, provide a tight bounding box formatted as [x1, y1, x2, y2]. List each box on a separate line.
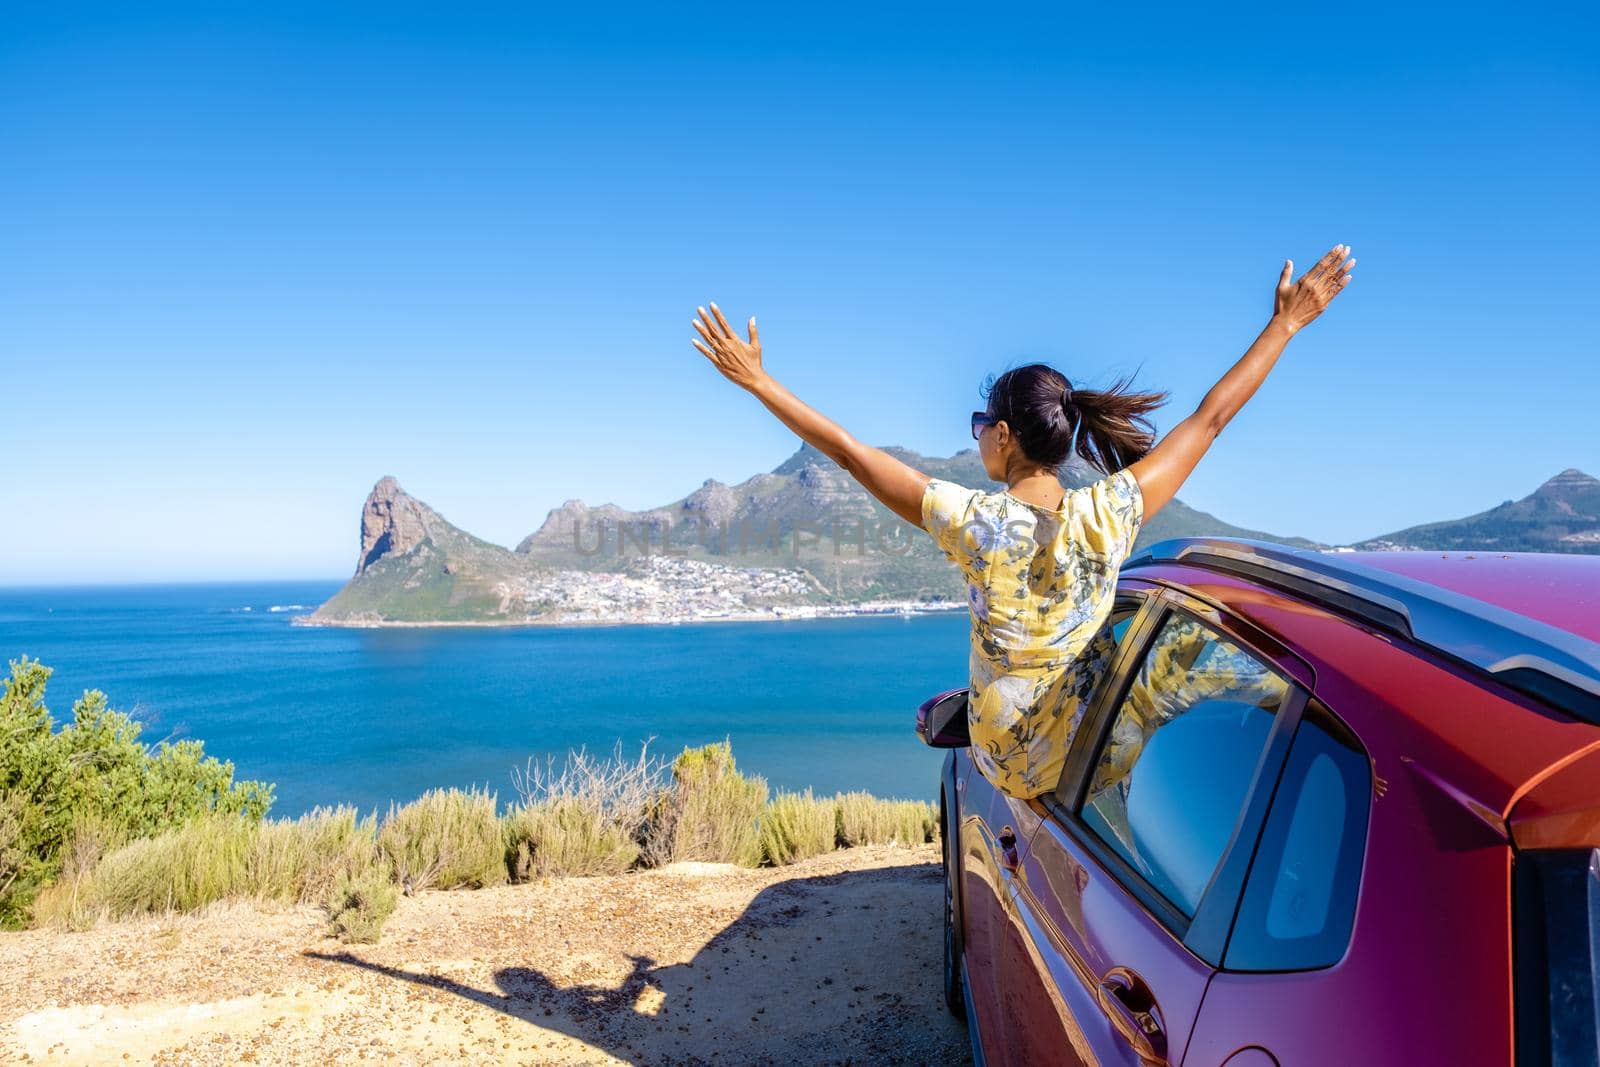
[1273, 243, 1355, 335]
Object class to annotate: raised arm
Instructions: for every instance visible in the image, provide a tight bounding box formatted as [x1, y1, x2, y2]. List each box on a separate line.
[1128, 244, 1356, 521]
[691, 304, 930, 526]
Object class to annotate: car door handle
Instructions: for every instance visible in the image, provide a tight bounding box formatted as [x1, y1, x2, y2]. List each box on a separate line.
[996, 825, 1020, 872]
[1096, 968, 1168, 1064]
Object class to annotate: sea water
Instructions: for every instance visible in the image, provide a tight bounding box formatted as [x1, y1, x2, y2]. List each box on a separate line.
[0, 582, 970, 816]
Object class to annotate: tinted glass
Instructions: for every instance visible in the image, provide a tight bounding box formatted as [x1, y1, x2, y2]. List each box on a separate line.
[1513, 848, 1600, 1065]
[1110, 601, 1138, 644]
[1036, 597, 1144, 795]
[1080, 611, 1288, 917]
[1225, 704, 1371, 971]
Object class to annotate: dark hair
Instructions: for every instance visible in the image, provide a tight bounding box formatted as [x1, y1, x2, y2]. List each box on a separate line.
[981, 362, 1169, 475]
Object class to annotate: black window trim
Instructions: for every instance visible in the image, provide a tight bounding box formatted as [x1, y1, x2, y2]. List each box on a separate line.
[1040, 587, 1310, 966]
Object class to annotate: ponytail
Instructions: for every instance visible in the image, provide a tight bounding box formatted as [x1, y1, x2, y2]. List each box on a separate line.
[981, 363, 1168, 476]
[1069, 375, 1168, 475]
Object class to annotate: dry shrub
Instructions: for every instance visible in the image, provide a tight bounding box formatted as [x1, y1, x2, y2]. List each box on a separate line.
[57, 811, 127, 883]
[248, 806, 378, 904]
[34, 815, 256, 925]
[34, 807, 384, 928]
[834, 792, 938, 848]
[378, 788, 505, 894]
[504, 798, 640, 880]
[643, 740, 767, 868]
[35, 806, 393, 931]
[503, 742, 661, 880]
[759, 790, 837, 866]
[26, 737, 939, 933]
[327, 867, 398, 944]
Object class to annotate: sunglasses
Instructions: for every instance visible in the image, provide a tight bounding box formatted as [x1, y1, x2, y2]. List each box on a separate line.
[971, 411, 999, 440]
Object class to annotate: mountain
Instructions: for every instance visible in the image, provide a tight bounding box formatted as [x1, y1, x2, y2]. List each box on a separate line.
[305, 458, 1598, 625]
[515, 442, 1320, 565]
[511, 443, 1321, 602]
[306, 477, 534, 623]
[306, 445, 1318, 625]
[304, 474, 843, 626]
[1353, 469, 1600, 553]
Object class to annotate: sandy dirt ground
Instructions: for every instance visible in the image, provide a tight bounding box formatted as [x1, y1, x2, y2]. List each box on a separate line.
[0, 844, 972, 1066]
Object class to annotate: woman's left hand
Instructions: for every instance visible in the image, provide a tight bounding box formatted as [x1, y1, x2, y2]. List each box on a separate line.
[692, 303, 767, 390]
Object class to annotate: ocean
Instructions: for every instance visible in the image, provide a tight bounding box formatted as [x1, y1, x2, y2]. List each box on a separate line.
[0, 582, 971, 817]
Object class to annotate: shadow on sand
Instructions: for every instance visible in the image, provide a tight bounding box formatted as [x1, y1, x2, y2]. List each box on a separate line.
[307, 861, 971, 1066]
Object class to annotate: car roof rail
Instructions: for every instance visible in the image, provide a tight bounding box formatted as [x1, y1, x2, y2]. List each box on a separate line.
[1124, 537, 1600, 726]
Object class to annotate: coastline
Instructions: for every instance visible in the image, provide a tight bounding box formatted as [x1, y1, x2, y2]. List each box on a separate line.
[290, 599, 969, 630]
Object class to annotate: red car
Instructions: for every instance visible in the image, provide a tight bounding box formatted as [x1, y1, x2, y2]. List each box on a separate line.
[919, 537, 1600, 1067]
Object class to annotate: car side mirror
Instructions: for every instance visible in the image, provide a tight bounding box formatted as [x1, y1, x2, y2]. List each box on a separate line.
[917, 688, 971, 748]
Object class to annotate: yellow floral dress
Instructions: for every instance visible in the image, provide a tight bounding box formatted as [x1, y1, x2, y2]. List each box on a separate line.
[920, 468, 1145, 799]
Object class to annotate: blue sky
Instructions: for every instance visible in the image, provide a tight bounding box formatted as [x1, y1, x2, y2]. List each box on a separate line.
[3, 2, 1596, 583]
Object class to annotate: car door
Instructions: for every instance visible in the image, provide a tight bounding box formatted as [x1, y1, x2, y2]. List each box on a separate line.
[958, 737, 1050, 1055]
[947, 591, 1164, 1062]
[972, 589, 1159, 1066]
[1004, 591, 1308, 1066]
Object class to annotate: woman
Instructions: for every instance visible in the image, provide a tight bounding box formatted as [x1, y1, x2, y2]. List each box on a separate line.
[690, 244, 1355, 799]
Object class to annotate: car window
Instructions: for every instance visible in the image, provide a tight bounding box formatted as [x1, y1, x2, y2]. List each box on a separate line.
[1225, 702, 1371, 971]
[1076, 595, 1145, 715]
[1029, 595, 1147, 795]
[1514, 848, 1600, 1065]
[1109, 597, 1140, 644]
[1052, 594, 1146, 715]
[1079, 610, 1290, 917]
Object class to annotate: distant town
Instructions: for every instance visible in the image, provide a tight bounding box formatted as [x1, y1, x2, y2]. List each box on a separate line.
[510, 556, 963, 626]
[297, 554, 967, 628]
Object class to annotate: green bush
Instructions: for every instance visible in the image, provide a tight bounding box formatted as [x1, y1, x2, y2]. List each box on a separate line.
[760, 790, 837, 865]
[0, 657, 272, 927]
[834, 792, 938, 847]
[327, 867, 398, 944]
[644, 740, 767, 867]
[378, 788, 505, 893]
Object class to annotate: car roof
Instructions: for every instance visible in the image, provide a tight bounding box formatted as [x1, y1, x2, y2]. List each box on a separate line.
[1334, 550, 1600, 646]
[1124, 538, 1600, 726]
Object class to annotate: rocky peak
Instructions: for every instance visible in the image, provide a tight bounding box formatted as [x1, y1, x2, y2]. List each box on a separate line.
[517, 501, 591, 553]
[681, 479, 738, 526]
[357, 477, 437, 574]
[771, 443, 834, 476]
[516, 499, 653, 554]
[1539, 468, 1598, 492]
[1526, 468, 1600, 520]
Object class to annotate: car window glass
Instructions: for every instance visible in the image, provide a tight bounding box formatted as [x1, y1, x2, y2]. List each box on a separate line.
[1513, 847, 1600, 1064]
[1110, 603, 1137, 644]
[1073, 597, 1142, 716]
[1269, 752, 1343, 938]
[1079, 611, 1289, 917]
[1226, 704, 1370, 971]
[1032, 596, 1145, 799]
